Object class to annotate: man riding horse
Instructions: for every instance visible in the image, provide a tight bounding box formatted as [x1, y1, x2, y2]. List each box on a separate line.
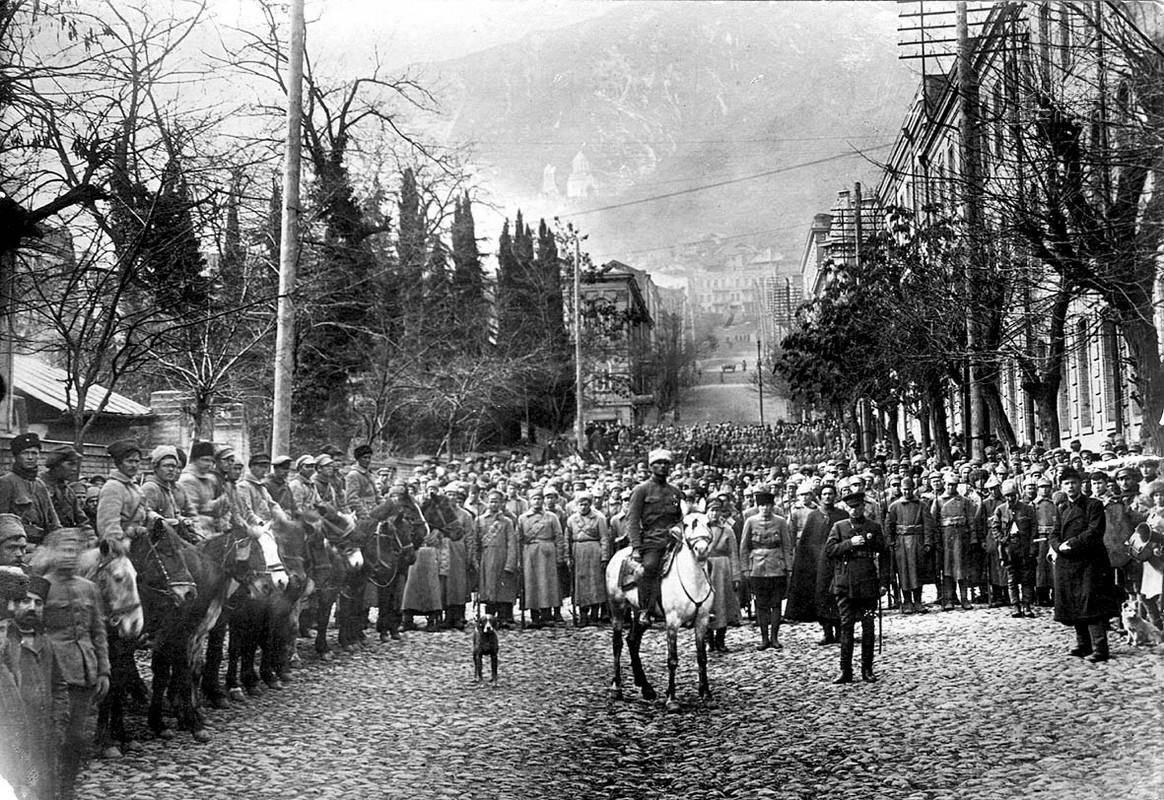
[625, 449, 684, 625]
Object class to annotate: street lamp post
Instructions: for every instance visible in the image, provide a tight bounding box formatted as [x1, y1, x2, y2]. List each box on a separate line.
[573, 229, 585, 455]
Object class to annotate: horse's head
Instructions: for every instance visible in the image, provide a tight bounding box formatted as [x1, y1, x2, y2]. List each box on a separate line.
[85, 541, 144, 641]
[681, 513, 713, 562]
[421, 494, 458, 533]
[250, 523, 290, 595]
[133, 518, 198, 606]
[390, 491, 431, 547]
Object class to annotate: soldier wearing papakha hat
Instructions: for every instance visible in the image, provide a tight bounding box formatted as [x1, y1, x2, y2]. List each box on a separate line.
[0, 514, 28, 569]
[43, 446, 90, 535]
[0, 432, 61, 548]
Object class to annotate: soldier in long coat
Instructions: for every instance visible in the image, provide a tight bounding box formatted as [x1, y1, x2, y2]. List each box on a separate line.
[885, 477, 936, 614]
[1032, 474, 1060, 606]
[824, 489, 886, 684]
[1051, 467, 1120, 662]
[932, 471, 982, 611]
[474, 491, 519, 628]
[0, 571, 54, 800]
[705, 501, 741, 652]
[518, 488, 565, 628]
[784, 484, 847, 644]
[434, 483, 474, 631]
[565, 492, 609, 626]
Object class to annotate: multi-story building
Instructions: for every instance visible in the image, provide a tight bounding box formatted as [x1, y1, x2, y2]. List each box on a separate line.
[578, 260, 658, 426]
[839, 0, 1162, 451]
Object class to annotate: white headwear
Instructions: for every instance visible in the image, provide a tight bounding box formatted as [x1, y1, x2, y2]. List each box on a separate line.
[648, 449, 673, 465]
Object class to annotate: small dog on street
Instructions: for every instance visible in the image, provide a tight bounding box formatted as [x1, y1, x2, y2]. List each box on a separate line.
[473, 612, 499, 682]
[1121, 597, 1164, 647]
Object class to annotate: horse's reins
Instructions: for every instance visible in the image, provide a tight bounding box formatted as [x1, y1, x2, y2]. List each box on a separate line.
[141, 533, 196, 606]
[674, 532, 714, 609]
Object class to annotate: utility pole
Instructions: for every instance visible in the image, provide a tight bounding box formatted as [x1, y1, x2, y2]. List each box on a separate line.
[957, 1, 986, 461]
[270, 0, 305, 458]
[572, 228, 585, 454]
[756, 338, 764, 426]
[854, 181, 875, 460]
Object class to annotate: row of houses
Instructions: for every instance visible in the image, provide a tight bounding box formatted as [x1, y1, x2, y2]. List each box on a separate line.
[795, 0, 1164, 452]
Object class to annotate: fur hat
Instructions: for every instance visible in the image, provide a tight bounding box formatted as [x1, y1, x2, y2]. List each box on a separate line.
[106, 439, 141, 463]
[26, 575, 50, 600]
[0, 514, 25, 544]
[189, 441, 215, 461]
[353, 444, 374, 460]
[10, 432, 40, 456]
[149, 445, 180, 467]
[0, 566, 29, 601]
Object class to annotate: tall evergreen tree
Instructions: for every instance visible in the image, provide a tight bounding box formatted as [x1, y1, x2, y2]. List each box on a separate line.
[496, 218, 521, 350]
[422, 236, 455, 350]
[535, 218, 566, 354]
[396, 167, 427, 340]
[451, 192, 487, 350]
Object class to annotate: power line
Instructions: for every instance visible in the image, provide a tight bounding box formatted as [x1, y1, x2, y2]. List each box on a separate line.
[561, 144, 893, 217]
[589, 221, 807, 262]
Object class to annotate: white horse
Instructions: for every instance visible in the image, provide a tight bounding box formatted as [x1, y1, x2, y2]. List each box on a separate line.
[605, 512, 715, 711]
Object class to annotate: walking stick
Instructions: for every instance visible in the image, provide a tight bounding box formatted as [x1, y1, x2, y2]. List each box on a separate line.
[878, 589, 884, 654]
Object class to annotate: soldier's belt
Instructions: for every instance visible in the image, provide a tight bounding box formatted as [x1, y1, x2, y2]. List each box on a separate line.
[940, 517, 967, 526]
[1032, 537, 1048, 543]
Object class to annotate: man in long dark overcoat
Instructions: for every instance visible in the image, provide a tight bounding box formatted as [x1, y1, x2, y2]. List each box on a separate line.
[1051, 467, 1121, 662]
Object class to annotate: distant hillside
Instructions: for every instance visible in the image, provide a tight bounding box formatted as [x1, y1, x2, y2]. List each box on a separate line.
[422, 1, 914, 270]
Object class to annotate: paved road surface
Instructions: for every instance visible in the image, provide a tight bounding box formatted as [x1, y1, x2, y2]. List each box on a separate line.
[77, 607, 1162, 800]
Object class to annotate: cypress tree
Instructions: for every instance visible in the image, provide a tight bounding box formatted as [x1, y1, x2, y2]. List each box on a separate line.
[396, 167, 427, 341]
[451, 192, 486, 350]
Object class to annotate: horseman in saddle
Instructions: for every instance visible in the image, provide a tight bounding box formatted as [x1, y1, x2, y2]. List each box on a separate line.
[625, 449, 685, 626]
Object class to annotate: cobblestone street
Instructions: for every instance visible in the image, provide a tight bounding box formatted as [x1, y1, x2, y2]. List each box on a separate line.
[76, 606, 1163, 800]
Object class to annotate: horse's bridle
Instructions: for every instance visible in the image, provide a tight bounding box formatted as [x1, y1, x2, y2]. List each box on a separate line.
[365, 522, 403, 588]
[94, 557, 142, 626]
[675, 529, 714, 608]
[140, 533, 197, 606]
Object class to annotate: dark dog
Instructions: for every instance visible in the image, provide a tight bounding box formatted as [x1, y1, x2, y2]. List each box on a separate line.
[472, 612, 499, 682]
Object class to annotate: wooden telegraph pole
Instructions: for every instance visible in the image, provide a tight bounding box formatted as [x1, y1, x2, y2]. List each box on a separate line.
[270, 0, 305, 457]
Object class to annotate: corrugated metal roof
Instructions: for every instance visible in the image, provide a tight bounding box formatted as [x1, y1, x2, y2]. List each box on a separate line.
[13, 354, 153, 417]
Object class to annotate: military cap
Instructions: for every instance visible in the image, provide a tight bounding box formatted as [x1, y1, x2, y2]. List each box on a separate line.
[315, 454, 335, 468]
[842, 490, 866, 506]
[293, 455, 316, 470]
[753, 490, 776, 506]
[648, 449, 673, 465]
[45, 446, 81, 469]
[213, 444, 236, 461]
[272, 455, 294, 469]
[1114, 465, 1143, 482]
[1058, 466, 1082, 482]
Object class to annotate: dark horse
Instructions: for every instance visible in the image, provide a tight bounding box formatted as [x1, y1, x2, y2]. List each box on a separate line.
[224, 524, 291, 700]
[148, 528, 274, 742]
[306, 505, 362, 659]
[340, 492, 429, 644]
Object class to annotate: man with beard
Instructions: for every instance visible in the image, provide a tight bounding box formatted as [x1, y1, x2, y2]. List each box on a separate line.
[885, 477, 936, 614]
[0, 569, 54, 800]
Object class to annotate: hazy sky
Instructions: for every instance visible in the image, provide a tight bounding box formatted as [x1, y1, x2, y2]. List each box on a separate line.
[209, 0, 614, 70]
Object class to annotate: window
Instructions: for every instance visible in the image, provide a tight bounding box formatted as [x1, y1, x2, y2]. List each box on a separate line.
[1100, 318, 1120, 427]
[1075, 319, 1092, 430]
[992, 82, 1005, 159]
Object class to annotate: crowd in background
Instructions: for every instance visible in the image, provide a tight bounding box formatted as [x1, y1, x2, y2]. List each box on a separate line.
[0, 421, 1162, 798]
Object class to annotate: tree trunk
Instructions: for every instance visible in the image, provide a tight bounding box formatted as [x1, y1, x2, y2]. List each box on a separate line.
[1120, 316, 1164, 454]
[919, 398, 932, 452]
[1029, 386, 1061, 448]
[928, 382, 952, 464]
[981, 377, 1018, 448]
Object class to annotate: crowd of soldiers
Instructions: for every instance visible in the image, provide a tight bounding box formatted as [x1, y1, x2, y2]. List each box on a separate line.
[0, 423, 1162, 797]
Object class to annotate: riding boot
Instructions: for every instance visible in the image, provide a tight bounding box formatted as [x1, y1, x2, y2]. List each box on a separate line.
[941, 578, 956, 611]
[1086, 622, 1110, 663]
[817, 622, 836, 646]
[755, 608, 771, 650]
[833, 625, 854, 683]
[959, 583, 973, 611]
[860, 619, 876, 682]
[717, 628, 730, 653]
[1069, 623, 1093, 657]
[770, 610, 783, 650]
[912, 588, 927, 614]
